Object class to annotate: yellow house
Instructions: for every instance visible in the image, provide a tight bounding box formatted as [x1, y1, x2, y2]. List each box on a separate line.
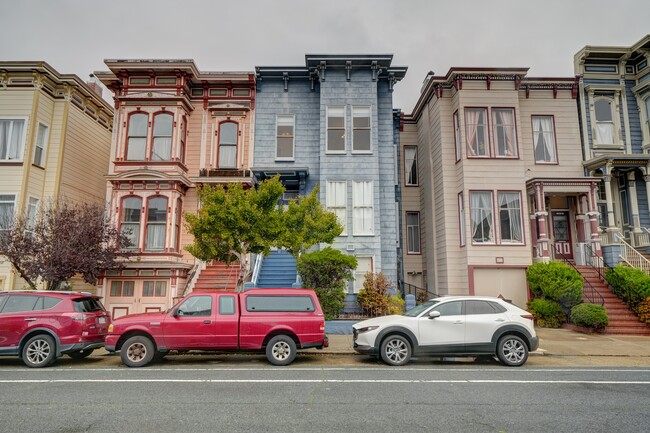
[0, 61, 114, 291]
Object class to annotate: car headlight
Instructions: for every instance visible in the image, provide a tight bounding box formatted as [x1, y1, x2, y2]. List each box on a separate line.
[356, 325, 379, 334]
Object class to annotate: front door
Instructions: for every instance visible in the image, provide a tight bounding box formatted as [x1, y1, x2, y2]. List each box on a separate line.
[552, 211, 573, 260]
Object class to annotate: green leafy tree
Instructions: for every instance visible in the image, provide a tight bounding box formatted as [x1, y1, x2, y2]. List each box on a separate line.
[297, 247, 357, 319]
[185, 177, 285, 290]
[357, 272, 397, 316]
[279, 186, 343, 257]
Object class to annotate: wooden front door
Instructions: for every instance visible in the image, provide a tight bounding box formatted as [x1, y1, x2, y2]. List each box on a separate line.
[551, 211, 573, 260]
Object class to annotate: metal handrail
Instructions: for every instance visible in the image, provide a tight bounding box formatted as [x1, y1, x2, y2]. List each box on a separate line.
[615, 233, 650, 275]
[250, 253, 263, 285]
[181, 260, 204, 296]
[553, 247, 604, 306]
[583, 242, 610, 281]
[400, 281, 438, 304]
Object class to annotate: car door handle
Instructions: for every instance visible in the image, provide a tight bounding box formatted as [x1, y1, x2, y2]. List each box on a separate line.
[203, 320, 212, 324]
[495, 318, 506, 322]
[24, 318, 37, 322]
[454, 321, 463, 325]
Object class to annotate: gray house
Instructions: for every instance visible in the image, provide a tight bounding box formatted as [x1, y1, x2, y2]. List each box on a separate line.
[252, 55, 407, 304]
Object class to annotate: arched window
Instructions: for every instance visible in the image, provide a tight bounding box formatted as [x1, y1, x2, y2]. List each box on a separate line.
[145, 197, 167, 251]
[121, 197, 142, 250]
[151, 113, 173, 161]
[594, 98, 614, 145]
[126, 113, 148, 160]
[218, 122, 237, 168]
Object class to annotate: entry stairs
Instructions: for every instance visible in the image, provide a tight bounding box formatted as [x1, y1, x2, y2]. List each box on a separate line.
[255, 250, 298, 288]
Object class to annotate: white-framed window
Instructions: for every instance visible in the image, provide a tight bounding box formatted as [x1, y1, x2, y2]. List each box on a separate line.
[121, 196, 142, 251]
[470, 191, 494, 244]
[352, 181, 373, 235]
[354, 256, 373, 293]
[33, 123, 49, 166]
[406, 212, 420, 254]
[0, 118, 27, 161]
[498, 192, 523, 244]
[644, 98, 650, 145]
[276, 115, 295, 160]
[26, 197, 39, 232]
[151, 113, 173, 161]
[404, 146, 418, 186]
[458, 192, 466, 246]
[126, 113, 148, 160]
[146, 197, 167, 251]
[465, 108, 489, 157]
[594, 98, 615, 145]
[532, 116, 557, 163]
[352, 106, 371, 153]
[492, 108, 517, 157]
[453, 111, 461, 161]
[0, 194, 16, 230]
[143, 281, 167, 297]
[326, 106, 345, 153]
[326, 181, 347, 234]
[218, 121, 238, 168]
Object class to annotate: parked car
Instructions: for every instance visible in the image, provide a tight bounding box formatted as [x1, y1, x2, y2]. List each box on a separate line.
[0, 291, 111, 368]
[106, 288, 328, 367]
[353, 296, 538, 367]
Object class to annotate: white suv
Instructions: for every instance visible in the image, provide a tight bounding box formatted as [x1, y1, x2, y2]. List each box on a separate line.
[353, 296, 538, 367]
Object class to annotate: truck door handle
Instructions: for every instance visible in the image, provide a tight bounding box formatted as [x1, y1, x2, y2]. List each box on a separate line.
[203, 320, 212, 324]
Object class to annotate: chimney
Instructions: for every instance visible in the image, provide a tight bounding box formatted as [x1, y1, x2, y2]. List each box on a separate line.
[87, 73, 103, 98]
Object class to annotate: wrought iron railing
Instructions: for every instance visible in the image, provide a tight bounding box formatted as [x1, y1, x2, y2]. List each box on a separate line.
[584, 242, 608, 282]
[553, 247, 604, 306]
[400, 281, 438, 304]
[181, 260, 204, 297]
[615, 233, 650, 275]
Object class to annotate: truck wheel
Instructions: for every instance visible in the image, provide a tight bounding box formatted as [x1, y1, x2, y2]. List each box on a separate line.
[496, 335, 528, 367]
[22, 334, 56, 368]
[121, 336, 155, 368]
[266, 335, 297, 366]
[380, 334, 411, 366]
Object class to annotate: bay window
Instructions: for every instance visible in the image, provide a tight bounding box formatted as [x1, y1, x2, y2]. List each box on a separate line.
[498, 192, 523, 243]
[145, 197, 167, 251]
[465, 108, 489, 157]
[218, 122, 237, 168]
[327, 107, 345, 152]
[33, 123, 48, 166]
[594, 98, 615, 145]
[121, 197, 142, 250]
[470, 191, 494, 243]
[276, 115, 295, 160]
[0, 118, 26, 161]
[492, 108, 517, 157]
[532, 116, 557, 163]
[126, 113, 148, 160]
[0, 194, 16, 230]
[453, 111, 461, 161]
[458, 192, 466, 246]
[151, 113, 173, 161]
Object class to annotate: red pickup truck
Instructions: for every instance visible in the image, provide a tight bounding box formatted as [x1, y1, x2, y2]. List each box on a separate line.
[105, 288, 328, 367]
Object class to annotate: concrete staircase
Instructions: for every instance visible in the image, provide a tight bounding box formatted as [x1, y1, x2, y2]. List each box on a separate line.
[575, 265, 650, 335]
[256, 250, 297, 288]
[192, 261, 240, 292]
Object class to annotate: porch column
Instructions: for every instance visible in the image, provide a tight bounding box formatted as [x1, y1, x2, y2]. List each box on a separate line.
[529, 213, 538, 259]
[575, 194, 587, 243]
[603, 173, 617, 230]
[534, 183, 550, 261]
[587, 182, 602, 256]
[628, 171, 641, 234]
[644, 173, 650, 225]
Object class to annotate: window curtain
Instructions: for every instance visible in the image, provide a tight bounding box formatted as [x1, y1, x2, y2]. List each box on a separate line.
[497, 110, 516, 156]
[146, 224, 166, 250]
[152, 137, 172, 160]
[596, 123, 614, 145]
[0, 119, 24, 160]
[470, 192, 493, 243]
[499, 192, 522, 243]
[0, 120, 8, 159]
[465, 109, 479, 156]
[533, 117, 556, 162]
[218, 146, 237, 168]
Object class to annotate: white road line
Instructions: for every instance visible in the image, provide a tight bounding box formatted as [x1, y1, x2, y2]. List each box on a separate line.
[1, 379, 650, 384]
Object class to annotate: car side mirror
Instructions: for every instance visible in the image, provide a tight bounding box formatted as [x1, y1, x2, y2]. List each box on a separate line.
[172, 309, 179, 317]
[428, 310, 441, 319]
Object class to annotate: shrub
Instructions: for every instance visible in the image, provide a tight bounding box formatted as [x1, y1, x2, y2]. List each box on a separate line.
[637, 297, 650, 324]
[526, 261, 583, 310]
[528, 298, 566, 328]
[389, 293, 405, 315]
[357, 272, 395, 316]
[297, 247, 357, 320]
[605, 265, 650, 313]
[570, 303, 609, 330]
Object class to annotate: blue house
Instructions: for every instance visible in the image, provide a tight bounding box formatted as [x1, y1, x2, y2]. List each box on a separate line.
[575, 35, 650, 264]
[252, 55, 407, 305]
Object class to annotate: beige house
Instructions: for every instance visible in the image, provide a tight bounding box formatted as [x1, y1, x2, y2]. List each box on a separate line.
[0, 61, 113, 291]
[401, 68, 600, 308]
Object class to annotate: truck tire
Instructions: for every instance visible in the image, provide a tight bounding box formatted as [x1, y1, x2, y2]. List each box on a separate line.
[121, 336, 155, 368]
[266, 335, 297, 366]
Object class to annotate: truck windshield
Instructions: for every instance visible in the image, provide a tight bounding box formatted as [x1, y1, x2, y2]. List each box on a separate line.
[403, 300, 439, 317]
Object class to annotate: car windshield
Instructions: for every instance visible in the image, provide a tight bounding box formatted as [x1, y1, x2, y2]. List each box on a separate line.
[403, 300, 440, 317]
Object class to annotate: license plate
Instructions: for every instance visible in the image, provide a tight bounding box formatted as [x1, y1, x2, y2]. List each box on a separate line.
[98, 317, 106, 324]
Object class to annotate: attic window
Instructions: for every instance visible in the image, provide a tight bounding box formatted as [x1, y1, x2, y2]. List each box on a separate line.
[210, 89, 227, 96]
[584, 65, 617, 73]
[157, 77, 176, 85]
[232, 89, 250, 96]
[130, 77, 150, 85]
[638, 60, 648, 73]
[191, 89, 204, 96]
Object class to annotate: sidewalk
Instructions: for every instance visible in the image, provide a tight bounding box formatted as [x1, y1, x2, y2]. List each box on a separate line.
[321, 327, 650, 357]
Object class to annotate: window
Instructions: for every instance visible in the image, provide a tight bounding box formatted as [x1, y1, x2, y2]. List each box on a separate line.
[73, 298, 105, 313]
[466, 300, 504, 315]
[174, 198, 182, 251]
[327, 106, 345, 152]
[470, 191, 494, 244]
[433, 301, 462, 316]
[145, 197, 167, 251]
[458, 192, 466, 246]
[233, 89, 250, 96]
[0, 118, 26, 161]
[33, 123, 48, 166]
[218, 122, 237, 168]
[492, 108, 517, 157]
[180, 117, 187, 164]
[219, 295, 236, 315]
[326, 181, 347, 234]
[276, 115, 295, 160]
[151, 113, 173, 161]
[404, 146, 418, 186]
[594, 98, 615, 145]
[354, 256, 373, 293]
[453, 111, 461, 161]
[156, 77, 176, 85]
[26, 197, 39, 233]
[121, 197, 142, 250]
[352, 106, 371, 152]
[143, 281, 166, 297]
[352, 181, 373, 235]
[110, 281, 135, 297]
[126, 113, 148, 160]
[210, 89, 227, 96]
[498, 192, 523, 243]
[406, 212, 420, 254]
[0, 194, 16, 230]
[177, 295, 212, 317]
[2, 295, 38, 313]
[246, 296, 315, 312]
[465, 108, 488, 157]
[645, 98, 650, 142]
[532, 116, 557, 163]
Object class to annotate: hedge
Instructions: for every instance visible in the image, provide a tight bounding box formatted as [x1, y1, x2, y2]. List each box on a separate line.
[604, 265, 650, 313]
[526, 261, 584, 310]
[528, 298, 566, 328]
[570, 303, 609, 330]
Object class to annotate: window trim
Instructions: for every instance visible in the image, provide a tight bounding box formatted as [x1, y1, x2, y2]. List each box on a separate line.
[405, 211, 421, 255]
[119, 195, 143, 252]
[0, 193, 17, 231]
[469, 190, 496, 245]
[151, 111, 174, 161]
[326, 180, 347, 236]
[275, 114, 295, 161]
[404, 146, 418, 186]
[352, 180, 374, 236]
[145, 196, 168, 252]
[491, 107, 519, 159]
[125, 112, 149, 161]
[453, 110, 461, 162]
[497, 190, 525, 245]
[326, 106, 346, 154]
[531, 114, 559, 165]
[217, 120, 238, 169]
[0, 116, 28, 162]
[351, 106, 372, 154]
[464, 107, 490, 158]
[33, 122, 49, 167]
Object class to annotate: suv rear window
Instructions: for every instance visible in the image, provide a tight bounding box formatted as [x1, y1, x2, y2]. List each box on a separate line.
[246, 295, 315, 312]
[73, 297, 105, 313]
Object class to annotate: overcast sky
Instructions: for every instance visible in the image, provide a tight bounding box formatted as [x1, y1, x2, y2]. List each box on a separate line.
[1, 0, 648, 112]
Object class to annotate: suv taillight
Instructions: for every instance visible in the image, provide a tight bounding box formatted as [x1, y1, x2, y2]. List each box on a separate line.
[521, 314, 534, 320]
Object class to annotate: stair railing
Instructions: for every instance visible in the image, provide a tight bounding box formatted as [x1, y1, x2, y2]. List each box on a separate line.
[553, 245, 604, 306]
[637, 227, 650, 247]
[400, 281, 439, 304]
[615, 233, 650, 276]
[583, 242, 609, 281]
[182, 260, 205, 296]
[250, 253, 263, 286]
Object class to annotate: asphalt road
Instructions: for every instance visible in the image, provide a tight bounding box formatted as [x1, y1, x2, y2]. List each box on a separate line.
[1, 360, 649, 433]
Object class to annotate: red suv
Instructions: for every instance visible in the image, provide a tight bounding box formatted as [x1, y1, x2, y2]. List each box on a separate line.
[0, 291, 111, 368]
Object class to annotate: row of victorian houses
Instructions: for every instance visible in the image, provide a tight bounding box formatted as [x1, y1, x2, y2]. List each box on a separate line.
[2, 35, 650, 319]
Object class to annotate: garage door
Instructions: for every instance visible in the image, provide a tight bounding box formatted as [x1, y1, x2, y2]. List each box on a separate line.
[473, 268, 528, 309]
